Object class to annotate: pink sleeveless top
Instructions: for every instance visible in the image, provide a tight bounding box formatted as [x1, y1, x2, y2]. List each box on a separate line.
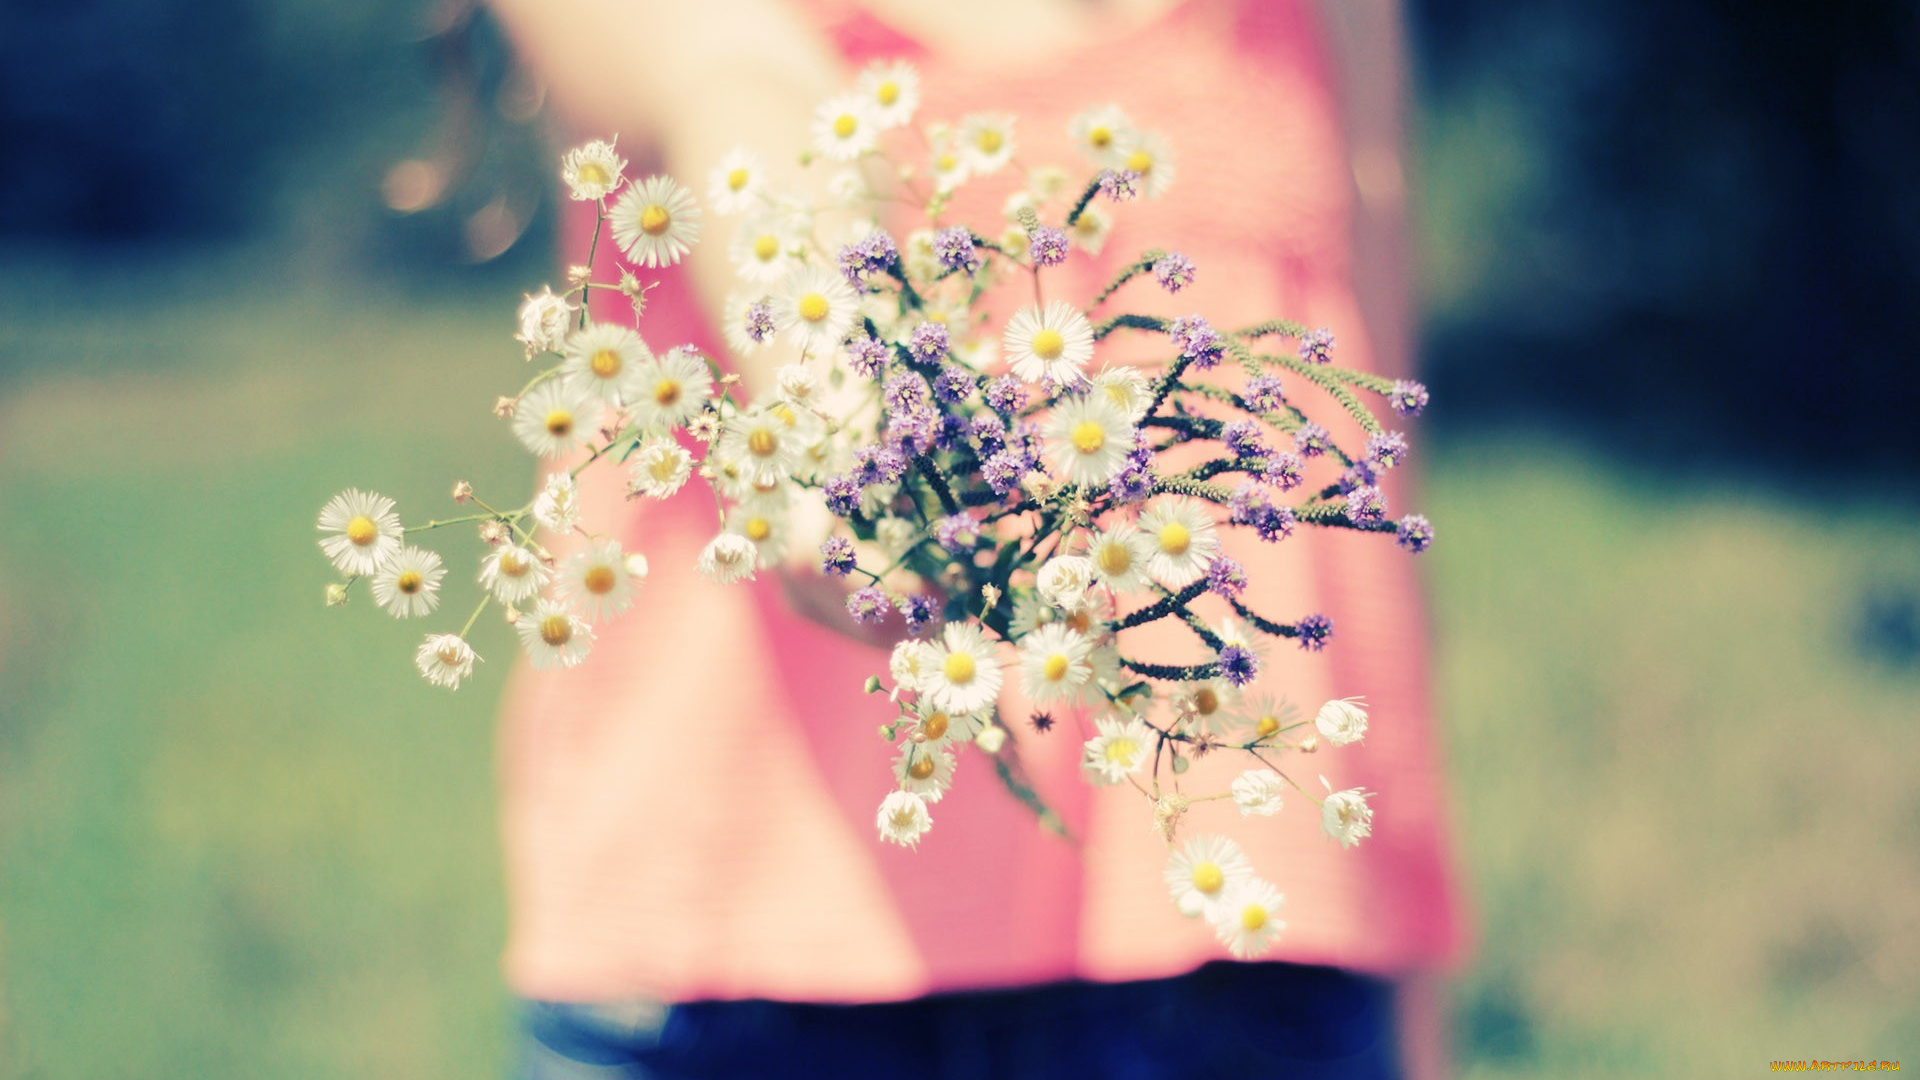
[499, 0, 1465, 1004]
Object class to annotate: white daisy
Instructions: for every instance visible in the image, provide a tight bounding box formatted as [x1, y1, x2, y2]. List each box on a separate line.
[909, 699, 987, 749]
[890, 639, 938, 695]
[1241, 692, 1300, 743]
[1118, 129, 1177, 200]
[1089, 365, 1152, 422]
[558, 537, 640, 621]
[560, 138, 626, 201]
[1081, 714, 1154, 786]
[1018, 623, 1094, 706]
[921, 621, 1003, 717]
[775, 266, 861, 354]
[812, 93, 879, 162]
[609, 174, 701, 268]
[512, 380, 598, 459]
[562, 322, 651, 405]
[1068, 105, 1136, 167]
[1035, 555, 1098, 613]
[1171, 679, 1238, 734]
[370, 545, 445, 619]
[414, 633, 479, 690]
[874, 516, 919, 560]
[1068, 204, 1113, 256]
[1315, 697, 1369, 746]
[1232, 769, 1285, 817]
[856, 60, 920, 129]
[627, 345, 714, 433]
[517, 598, 594, 670]
[1138, 496, 1220, 588]
[1026, 165, 1071, 202]
[876, 790, 932, 848]
[1086, 522, 1154, 595]
[900, 228, 943, 281]
[626, 437, 693, 499]
[925, 126, 972, 193]
[1209, 879, 1286, 958]
[1047, 394, 1136, 488]
[478, 544, 550, 604]
[957, 112, 1016, 175]
[728, 212, 803, 284]
[696, 533, 759, 584]
[893, 744, 957, 803]
[725, 501, 790, 564]
[1162, 834, 1255, 918]
[1004, 302, 1095, 384]
[715, 401, 805, 489]
[705, 146, 766, 216]
[774, 363, 821, 406]
[531, 472, 580, 533]
[514, 285, 576, 359]
[1321, 778, 1374, 849]
[317, 488, 403, 577]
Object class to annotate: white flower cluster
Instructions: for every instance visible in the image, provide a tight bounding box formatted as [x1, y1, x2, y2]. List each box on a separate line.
[317, 59, 1431, 959]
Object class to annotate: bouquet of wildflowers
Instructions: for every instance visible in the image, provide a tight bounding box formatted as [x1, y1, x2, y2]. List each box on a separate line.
[316, 61, 1434, 959]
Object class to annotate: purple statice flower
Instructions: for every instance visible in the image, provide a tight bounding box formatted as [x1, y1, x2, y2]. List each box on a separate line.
[1338, 460, 1379, 494]
[846, 334, 890, 379]
[933, 226, 981, 275]
[1298, 326, 1335, 364]
[1107, 445, 1156, 504]
[935, 415, 971, 452]
[1253, 504, 1297, 543]
[883, 371, 930, 414]
[1366, 430, 1409, 470]
[1221, 419, 1266, 461]
[934, 513, 979, 553]
[982, 449, 1030, 496]
[847, 586, 891, 625]
[1389, 379, 1430, 417]
[984, 374, 1026, 415]
[1229, 482, 1295, 543]
[1217, 643, 1259, 687]
[969, 413, 1007, 454]
[1168, 315, 1225, 369]
[899, 593, 939, 634]
[820, 535, 856, 577]
[887, 408, 938, 455]
[1154, 252, 1196, 292]
[1243, 375, 1284, 414]
[1293, 422, 1332, 458]
[1345, 484, 1388, 527]
[837, 229, 899, 287]
[743, 300, 776, 345]
[908, 322, 951, 364]
[1028, 225, 1069, 267]
[932, 362, 974, 405]
[1396, 515, 1435, 554]
[1262, 451, 1305, 491]
[1294, 613, 1333, 651]
[1206, 555, 1248, 599]
[823, 475, 861, 518]
[1098, 169, 1140, 202]
[850, 444, 909, 487]
[1228, 481, 1267, 526]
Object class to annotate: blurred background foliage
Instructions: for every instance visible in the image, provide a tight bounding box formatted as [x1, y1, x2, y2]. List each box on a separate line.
[3, 0, 1918, 1077]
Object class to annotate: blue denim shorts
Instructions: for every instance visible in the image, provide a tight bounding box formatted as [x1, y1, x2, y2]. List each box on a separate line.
[516, 961, 1400, 1079]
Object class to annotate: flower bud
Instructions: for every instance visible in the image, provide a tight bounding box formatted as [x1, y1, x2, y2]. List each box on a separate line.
[975, 725, 1007, 754]
[324, 582, 348, 607]
[451, 481, 474, 503]
[864, 675, 884, 695]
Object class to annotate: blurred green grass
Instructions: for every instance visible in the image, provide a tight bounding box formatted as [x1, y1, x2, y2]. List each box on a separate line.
[2, 264, 1917, 1078]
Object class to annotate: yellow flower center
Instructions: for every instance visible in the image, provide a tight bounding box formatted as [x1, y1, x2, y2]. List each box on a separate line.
[640, 204, 671, 236]
[590, 348, 622, 378]
[753, 234, 780, 261]
[1043, 654, 1070, 682]
[1065, 611, 1092, 634]
[1070, 420, 1106, 455]
[1074, 215, 1100, 236]
[583, 565, 617, 595]
[1125, 149, 1153, 174]
[345, 515, 378, 546]
[921, 712, 949, 740]
[726, 167, 750, 192]
[1095, 541, 1131, 575]
[1102, 736, 1139, 766]
[936, 152, 958, 172]
[975, 129, 1004, 154]
[1256, 714, 1281, 738]
[942, 651, 976, 685]
[877, 81, 900, 106]
[1089, 126, 1113, 149]
[772, 404, 798, 427]
[1158, 521, 1191, 555]
[746, 428, 778, 457]
[907, 756, 936, 780]
[653, 379, 681, 407]
[499, 551, 530, 578]
[576, 161, 609, 188]
[539, 614, 572, 646]
[889, 805, 920, 829]
[396, 569, 424, 594]
[1190, 861, 1224, 895]
[744, 517, 772, 542]
[545, 410, 574, 437]
[1194, 687, 1220, 716]
[436, 644, 465, 666]
[1031, 328, 1066, 361]
[753, 477, 781, 494]
[833, 113, 858, 139]
[798, 293, 830, 323]
[648, 456, 680, 482]
[1241, 904, 1269, 932]
[1104, 383, 1134, 410]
